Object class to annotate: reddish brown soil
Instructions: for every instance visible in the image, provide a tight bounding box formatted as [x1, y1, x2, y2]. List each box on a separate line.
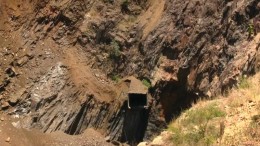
[0, 113, 112, 146]
[0, 0, 117, 145]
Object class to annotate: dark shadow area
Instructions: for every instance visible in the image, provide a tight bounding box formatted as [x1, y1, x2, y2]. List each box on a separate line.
[65, 100, 89, 135]
[128, 93, 147, 108]
[153, 80, 200, 123]
[162, 45, 179, 60]
[245, 0, 260, 19]
[120, 108, 150, 146]
[0, 80, 9, 93]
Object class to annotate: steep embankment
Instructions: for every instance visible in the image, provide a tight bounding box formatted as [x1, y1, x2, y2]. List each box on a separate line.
[0, 114, 112, 146]
[0, 0, 259, 146]
[0, 1, 164, 145]
[142, 73, 260, 146]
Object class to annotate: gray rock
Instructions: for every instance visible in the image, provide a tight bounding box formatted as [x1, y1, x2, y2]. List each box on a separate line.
[30, 62, 68, 111]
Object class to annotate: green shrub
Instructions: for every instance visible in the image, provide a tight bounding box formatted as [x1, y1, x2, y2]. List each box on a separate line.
[121, 0, 129, 13]
[169, 127, 183, 144]
[142, 79, 151, 88]
[183, 103, 226, 126]
[109, 40, 121, 59]
[111, 75, 121, 82]
[248, 23, 254, 36]
[121, 0, 129, 6]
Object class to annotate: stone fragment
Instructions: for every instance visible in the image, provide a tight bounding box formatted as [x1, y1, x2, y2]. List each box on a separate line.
[111, 140, 120, 146]
[137, 142, 148, 146]
[5, 137, 10, 142]
[150, 136, 164, 146]
[17, 56, 29, 66]
[12, 121, 21, 128]
[8, 88, 25, 106]
[26, 52, 34, 59]
[1, 101, 10, 110]
[8, 97, 19, 106]
[104, 136, 110, 142]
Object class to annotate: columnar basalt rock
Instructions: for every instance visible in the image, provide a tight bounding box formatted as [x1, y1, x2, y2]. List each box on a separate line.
[0, 0, 259, 145]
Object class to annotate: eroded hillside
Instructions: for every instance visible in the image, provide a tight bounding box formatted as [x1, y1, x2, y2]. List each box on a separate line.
[0, 0, 259, 146]
[142, 73, 260, 146]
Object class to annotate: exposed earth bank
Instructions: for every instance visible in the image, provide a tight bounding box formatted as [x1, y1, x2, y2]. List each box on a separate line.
[0, 0, 260, 146]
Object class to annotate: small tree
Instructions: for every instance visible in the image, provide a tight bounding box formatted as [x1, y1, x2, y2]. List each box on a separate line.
[121, 0, 130, 14]
[109, 40, 121, 59]
[142, 79, 151, 88]
[248, 23, 255, 39]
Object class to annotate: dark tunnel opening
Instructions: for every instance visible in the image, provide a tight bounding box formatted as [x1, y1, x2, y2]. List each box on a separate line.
[153, 80, 200, 123]
[128, 93, 147, 108]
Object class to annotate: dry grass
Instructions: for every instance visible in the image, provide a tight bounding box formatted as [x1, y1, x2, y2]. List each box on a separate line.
[221, 74, 260, 145]
[167, 73, 260, 146]
[168, 102, 225, 146]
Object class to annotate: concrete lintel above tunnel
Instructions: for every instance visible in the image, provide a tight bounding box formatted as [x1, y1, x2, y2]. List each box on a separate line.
[125, 76, 149, 109]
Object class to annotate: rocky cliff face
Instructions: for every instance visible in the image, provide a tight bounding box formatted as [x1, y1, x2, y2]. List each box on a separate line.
[21, 0, 259, 96]
[10, 62, 148, 143]
[148, 0, 260, 95]
[0, 0, 260, 145]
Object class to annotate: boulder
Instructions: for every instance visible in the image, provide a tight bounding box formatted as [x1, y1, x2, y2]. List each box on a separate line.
[150, 136, 164, 146]
[5, 137, 10, 143]
[1, 101, 10, 110]
[7, 88, 26, 106]
[137, 142, 148, 146]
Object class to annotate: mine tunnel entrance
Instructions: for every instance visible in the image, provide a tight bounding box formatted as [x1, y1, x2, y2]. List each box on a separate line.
[119, 77, 150, 145]
[128, 93, 148, 109]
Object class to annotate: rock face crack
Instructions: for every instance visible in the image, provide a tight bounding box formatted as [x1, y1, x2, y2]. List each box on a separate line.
[66, 99, 90, 135]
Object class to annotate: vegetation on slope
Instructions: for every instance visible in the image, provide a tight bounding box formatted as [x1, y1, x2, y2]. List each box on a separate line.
[169, 103, 225, 146]
[166, 73, 260, 146]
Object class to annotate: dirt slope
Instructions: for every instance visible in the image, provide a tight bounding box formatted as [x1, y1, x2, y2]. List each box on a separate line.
[142, 73, 260, 146]
[0, 0, 259, 146]
[0, 114, 112, 146]
[0, 0, 118, 145]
